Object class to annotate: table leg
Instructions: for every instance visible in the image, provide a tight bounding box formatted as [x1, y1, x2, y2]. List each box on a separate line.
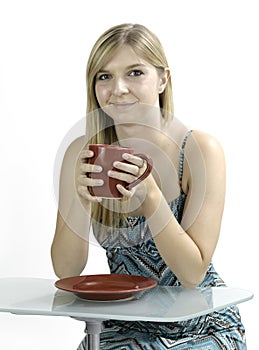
[73, 317, 105, 350]
[84, 319, 102, 350]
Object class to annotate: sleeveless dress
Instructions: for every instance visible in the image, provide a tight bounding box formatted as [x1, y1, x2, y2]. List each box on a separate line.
[77, 131, 246, 349]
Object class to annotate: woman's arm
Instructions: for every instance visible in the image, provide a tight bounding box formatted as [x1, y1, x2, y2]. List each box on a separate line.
[142, 131, 226, 288]
[51, 209, 90, 278]
[51, 136, 91, 278]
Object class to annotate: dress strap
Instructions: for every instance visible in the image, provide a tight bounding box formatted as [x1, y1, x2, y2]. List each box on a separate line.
[178, 130, 192, 190]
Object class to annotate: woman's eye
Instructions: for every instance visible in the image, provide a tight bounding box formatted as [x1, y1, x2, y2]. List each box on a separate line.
[129, 70, 144, 77]
[97, 73, 111, 81]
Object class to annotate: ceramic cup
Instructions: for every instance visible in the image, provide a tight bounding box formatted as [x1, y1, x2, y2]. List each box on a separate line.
[86, 144, 153, 198]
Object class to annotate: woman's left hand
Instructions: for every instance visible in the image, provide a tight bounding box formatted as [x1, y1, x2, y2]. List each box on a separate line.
[107, 152, 155, 204]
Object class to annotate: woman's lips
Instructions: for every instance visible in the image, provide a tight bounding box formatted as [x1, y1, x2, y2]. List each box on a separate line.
[102, 102, 138, 119]
[111, 102, 137, 109]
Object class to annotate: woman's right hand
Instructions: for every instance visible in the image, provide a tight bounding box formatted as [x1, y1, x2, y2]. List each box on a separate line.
[76, 149, 103, 203]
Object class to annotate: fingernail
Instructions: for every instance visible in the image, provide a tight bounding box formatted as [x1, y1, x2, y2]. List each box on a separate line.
[96, 180, 104, 185]
[122, 153, 130, 160]
[95, 166, 102, 172]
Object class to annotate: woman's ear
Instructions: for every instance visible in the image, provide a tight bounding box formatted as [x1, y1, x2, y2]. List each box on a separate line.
[158, 67, 170, 93]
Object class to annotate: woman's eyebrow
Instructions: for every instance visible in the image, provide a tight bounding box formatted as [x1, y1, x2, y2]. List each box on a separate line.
[97, 63, 146, 73]
[125, 63, 146, 69]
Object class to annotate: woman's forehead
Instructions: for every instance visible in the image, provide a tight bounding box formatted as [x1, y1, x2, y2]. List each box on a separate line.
[99, 44, 151, 70]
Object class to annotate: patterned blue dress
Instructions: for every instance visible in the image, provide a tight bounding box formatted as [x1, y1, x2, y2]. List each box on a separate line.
[77, 132, 246, 349]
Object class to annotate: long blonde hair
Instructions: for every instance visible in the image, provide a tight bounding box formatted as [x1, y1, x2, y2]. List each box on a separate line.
[85, 23, 174, 229]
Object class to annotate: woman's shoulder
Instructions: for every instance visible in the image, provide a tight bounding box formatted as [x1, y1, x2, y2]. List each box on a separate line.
[65, 136, 85, 154]
[166, 118, 225, 160]
[59, 136, 85, 172]
[183, 129, 226, 184]
[181, 129, 226, 196]
[61, 136, 85, 162]
[188, 130, 225, 159]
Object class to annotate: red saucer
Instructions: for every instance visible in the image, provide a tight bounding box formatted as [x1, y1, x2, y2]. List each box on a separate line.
[55, 274, 157, 301]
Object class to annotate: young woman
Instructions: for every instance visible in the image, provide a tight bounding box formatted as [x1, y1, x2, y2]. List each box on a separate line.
[51, 23, 246, 349]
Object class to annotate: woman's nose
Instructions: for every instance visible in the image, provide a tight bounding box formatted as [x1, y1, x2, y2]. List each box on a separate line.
[111, 77, 129, 96]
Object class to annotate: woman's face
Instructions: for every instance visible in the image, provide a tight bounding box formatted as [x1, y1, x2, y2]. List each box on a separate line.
[94, 44, 167, 123]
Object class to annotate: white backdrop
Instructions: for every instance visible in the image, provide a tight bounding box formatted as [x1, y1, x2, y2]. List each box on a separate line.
[0, 0, 257, 348]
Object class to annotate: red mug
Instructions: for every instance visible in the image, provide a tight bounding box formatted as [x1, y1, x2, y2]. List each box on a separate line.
[86, 144, 153, 198]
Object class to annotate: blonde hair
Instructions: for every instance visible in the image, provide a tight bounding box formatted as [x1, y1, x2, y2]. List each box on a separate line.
[85, 23, 174, 228]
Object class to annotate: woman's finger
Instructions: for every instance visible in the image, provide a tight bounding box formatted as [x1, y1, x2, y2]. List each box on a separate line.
[80, 149, 94, 160]
[108, 170, 137, 184]
[122, 153, 145, 168]
[77, 185, 102, 203]
[116, 184, 134, 198]
[80, 163, 102, 174]
[113, 161, 140, 176]
[77, 175, 104, 187]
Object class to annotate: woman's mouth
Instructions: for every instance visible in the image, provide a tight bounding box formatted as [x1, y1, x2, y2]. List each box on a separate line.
[111, 102, 137, 110]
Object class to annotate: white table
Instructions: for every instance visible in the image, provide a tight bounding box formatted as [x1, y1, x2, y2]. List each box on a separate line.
[0, 278, 253, 350]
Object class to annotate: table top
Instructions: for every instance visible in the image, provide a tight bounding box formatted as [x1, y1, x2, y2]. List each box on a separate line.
[0, 277, 253, 322]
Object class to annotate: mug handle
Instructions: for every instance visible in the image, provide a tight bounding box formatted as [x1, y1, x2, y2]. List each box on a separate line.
[125, 153, 153, 190]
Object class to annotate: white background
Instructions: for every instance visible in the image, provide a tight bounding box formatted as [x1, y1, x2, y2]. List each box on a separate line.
[0, 0, 258, 348]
